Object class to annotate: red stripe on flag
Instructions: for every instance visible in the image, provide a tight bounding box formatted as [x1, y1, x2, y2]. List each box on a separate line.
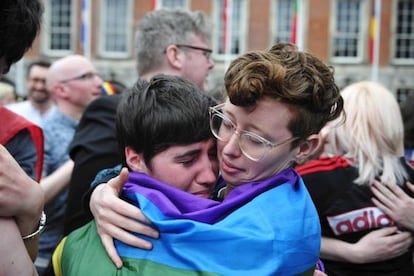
[222, 0, 229, 53]
[291, 0, 298, 44]
[151, 0, 158, 10]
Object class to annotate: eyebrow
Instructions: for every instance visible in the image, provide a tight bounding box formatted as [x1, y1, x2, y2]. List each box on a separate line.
[173, 149, 201, 161]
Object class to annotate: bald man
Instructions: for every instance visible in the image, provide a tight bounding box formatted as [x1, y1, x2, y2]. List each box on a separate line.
[36, 55, 103, 274]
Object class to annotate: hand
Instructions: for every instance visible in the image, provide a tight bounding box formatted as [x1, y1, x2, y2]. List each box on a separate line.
[350, 227, 413, 263]
[313, 270, 327, 276]
[371, 180, 414, 231]
[321, 227, 413, 263]
[90, 167, 159, 268]
[0, 145, 44, 236]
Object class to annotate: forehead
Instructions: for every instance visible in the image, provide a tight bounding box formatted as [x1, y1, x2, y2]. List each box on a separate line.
[28, 65, 49, 78]
[191, 34, 210, 47]
[223, 98, 293, 135]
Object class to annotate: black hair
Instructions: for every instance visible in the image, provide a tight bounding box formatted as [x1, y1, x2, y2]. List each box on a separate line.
[0, 0, 43, 72]
[116, 74, 217, 166]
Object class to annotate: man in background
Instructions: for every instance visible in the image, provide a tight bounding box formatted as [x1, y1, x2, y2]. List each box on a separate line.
[7, 60, 55, 126]
[63, 8, 215, 235]
[36, 55, 103, 274]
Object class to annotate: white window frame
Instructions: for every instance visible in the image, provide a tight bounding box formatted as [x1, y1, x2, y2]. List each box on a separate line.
[42, 0, 77, 57]
[98, 0, 134, 58]
[390, 0, 414, 65]
[329, 0, 368, 64]
[159, 0, 190, 9]
[212, 0, 249, 61]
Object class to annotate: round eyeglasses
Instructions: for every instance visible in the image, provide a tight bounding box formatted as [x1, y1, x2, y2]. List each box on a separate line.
[209, 104, 297, 162]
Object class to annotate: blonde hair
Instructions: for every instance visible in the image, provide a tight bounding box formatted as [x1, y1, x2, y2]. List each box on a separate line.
[0, 82, 15, 104]
[326, 81, 407, 186]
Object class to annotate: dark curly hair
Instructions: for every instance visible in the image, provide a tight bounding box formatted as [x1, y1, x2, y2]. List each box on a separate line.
[224, 42, 344, 146]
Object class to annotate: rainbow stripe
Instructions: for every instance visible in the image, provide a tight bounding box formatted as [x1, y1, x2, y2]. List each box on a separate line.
[101, 81, 116, 95]
[53, 168, 320, 275]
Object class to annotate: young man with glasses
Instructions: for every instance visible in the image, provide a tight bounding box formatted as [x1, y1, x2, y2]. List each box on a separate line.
[36, 54, 103, 274]
[85, 43, 343, 274]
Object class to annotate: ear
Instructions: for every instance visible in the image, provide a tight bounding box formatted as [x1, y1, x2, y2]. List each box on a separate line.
[165, 44, 184, 70]
[125, 146, 149, 173]
[54, 82, 69, 99]
[294, 134, 320, 163]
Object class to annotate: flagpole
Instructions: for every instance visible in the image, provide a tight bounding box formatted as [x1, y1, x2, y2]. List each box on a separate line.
[223, 0, 232, 71]
[296, 0, 304, 50]
[81, 0, 91, 59]
[370, 0, 381, 82]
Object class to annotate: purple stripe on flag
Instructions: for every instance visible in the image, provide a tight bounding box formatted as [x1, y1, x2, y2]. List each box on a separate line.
[123, 167, 299, 224]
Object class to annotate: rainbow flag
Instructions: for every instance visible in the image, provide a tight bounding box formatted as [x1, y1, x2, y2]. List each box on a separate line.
[101, 81, 116, 95]
[369, 4, 376, 64]
[53, 168, 320, 275]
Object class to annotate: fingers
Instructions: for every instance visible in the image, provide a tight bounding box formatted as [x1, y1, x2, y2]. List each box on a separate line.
[371, 183, 396, 210]
[368, 226, 398, 237]
[405, 181, 414, 194]
[100, 233, 123, 269]
[107, 167, 129, 194]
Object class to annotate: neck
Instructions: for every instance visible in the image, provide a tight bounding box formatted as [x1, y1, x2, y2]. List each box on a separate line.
[30, 98, 53, 115]
[56, 101, 82, 121]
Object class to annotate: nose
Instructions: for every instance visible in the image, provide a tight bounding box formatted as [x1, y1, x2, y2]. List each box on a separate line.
[196, 158, 218, 188]
[221, 131, 242, 158]
[208, 57, 215, 69]
[94, 75, 103, 87]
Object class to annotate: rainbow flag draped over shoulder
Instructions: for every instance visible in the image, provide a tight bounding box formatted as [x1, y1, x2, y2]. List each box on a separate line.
[53, 168, 320, 275]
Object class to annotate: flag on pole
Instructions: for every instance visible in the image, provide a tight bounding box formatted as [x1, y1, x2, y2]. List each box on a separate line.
[222, 0, 231, 54]
[291, 0, 298, 44]
[369, 3, 377, 64]
[81, 0, 91, 58]
[370, 0, 381, 81]
[151, 0, 161, 10]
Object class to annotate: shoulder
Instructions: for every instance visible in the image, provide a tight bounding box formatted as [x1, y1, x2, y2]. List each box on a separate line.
[295, 155, 351, 176]
[5, 100, 30, 111]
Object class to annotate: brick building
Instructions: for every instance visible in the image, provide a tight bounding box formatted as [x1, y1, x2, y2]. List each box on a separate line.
[6, 0, 414, 102]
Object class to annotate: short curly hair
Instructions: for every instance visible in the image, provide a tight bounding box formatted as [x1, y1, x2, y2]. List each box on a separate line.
[224, 43, 343, 146]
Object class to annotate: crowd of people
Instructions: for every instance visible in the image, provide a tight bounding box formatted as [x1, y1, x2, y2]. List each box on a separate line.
[1, 1, 414, 276]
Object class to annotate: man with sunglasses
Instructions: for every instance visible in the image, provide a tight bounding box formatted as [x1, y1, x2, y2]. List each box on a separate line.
[63, 8, 215, 237]
[36, 54, 103, 274]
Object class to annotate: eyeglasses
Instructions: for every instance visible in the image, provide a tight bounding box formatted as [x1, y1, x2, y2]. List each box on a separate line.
[175, 44, 213, 60]
[60, 72, 101, 83]
[209, 103, 297, 162]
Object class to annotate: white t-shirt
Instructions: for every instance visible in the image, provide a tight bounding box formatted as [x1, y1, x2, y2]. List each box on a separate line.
[6, 100, 56, 127]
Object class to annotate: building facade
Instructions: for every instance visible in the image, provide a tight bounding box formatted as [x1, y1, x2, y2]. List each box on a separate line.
[7, 0, 414, 102]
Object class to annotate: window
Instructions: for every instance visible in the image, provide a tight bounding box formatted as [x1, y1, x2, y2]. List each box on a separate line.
[99, 0, 133, 58]
[160, 0, 188, 9]
[271, 0, 296, 43]
[43, 0, 76, 55]
[330, 0, 367, 63]
[392, 0, 414, 64]
[213, 0, 248, 59]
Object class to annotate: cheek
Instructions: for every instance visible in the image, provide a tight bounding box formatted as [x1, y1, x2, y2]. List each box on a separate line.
[153, 167, 195, 192]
